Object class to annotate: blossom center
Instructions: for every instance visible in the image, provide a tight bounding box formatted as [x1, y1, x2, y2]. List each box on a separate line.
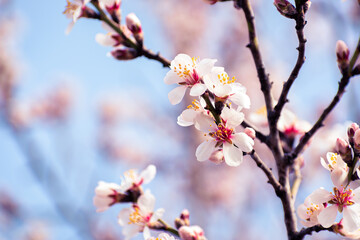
[173, 58, 201, 86]
[128, 207, 151, 225]
[330, 187, 354, 208]
[217, 73, 235, 85]
[63, 0, 79, 15]
[305, 203, 320, 219]
[187, 99, 201, 110]
[209, 124, 233, 143]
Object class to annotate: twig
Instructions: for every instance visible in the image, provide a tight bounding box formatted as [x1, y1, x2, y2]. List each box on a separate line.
[249, 151, 283, 196]
[156, 219, 180, 237]
[273, 8, 307, 124]
[349, 37, 360, 74]
[291, 162, 302, 199]
[296, 225, 333, 239]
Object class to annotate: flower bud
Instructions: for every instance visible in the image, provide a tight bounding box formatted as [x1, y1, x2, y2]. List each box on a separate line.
[179, 226, 207, 240]
[108, 47, 138, 60]
[126, 13, 142, 34]
[336, 40, 350, 71]
[244, 127, 256, 140]
[93, 181, 122, 212]
[354, 130, 360, 153]
[335, 138, 352, 164]
[273, 0, 297, 19]
[209, 150, 224, 164]
[348, 123, 359, 139]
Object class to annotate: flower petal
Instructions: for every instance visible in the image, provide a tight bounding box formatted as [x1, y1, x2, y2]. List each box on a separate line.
[221, 107, 244, 128]
[177, 109, 197, 127]
[195, 140, 217, 162]
[343, 204, 360, 232]
[138, 190, 155, 213]
[140, 165, 156, 184]
[318, 204, 338, 228]
[196, 58, 217, 76]
[194, 114, 215, 133]
[232, 133, 254, 153]
[223, 142, 243, 167]
[308, 188, 333, 204]
[164, 70, 181, 85]
[189, 83, 207, 96]
[168, 86, 187, 105]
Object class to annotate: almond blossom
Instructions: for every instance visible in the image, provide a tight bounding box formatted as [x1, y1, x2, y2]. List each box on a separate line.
[320, 152, 349, 188]
[118, 190, 164, 240]
[164, 54, 216, 105]
[178, 225, 207, 240]
[63, 0, 90, 34]
[177, 98, 208, 127]
[99, 0, 121, 14]
[203, 68, 250, 110]
[297, 195, 324, 227]
[302, 172, 360, 232]
[120, 164, 156, 192]
[194, 107, 254, 167]
[93, 181, 122, 212]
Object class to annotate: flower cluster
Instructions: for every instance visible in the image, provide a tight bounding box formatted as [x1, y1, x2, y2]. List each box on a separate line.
[94, 165, 207, 240]
[164, 53, 254, 167]
[297, 122, 360, 237]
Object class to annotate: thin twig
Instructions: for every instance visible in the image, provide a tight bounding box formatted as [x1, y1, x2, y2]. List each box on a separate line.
[249, 151, 283, 196]
[296, 225, 333, 239]
[291, 162, 302, 199]
[273, 8, 307, 124]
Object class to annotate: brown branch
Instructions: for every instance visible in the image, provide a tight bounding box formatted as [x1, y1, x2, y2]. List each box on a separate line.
[241, 120, 268, 145]
[141, 48, 170, 68]
[295, 225, 333, 240]
[273, 8, 307, 124]
[249, 151, 283, 196]
[287, 73, 351, 164]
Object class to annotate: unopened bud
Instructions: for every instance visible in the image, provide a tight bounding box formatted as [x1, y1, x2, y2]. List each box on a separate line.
[180, 209, 190, 224]
[209, 150, 224, 164]
[108, 47, 138, 60]
[273, 0, 297, 19]
[354, 130, 360, 153]
[335, 138, 352, 164]
[336, 40, 350, 71]
[244, 127, 256, 140]
[179, 226, 207, 240]
[126, 13, 142, 34]
[348, 123, 359, 140]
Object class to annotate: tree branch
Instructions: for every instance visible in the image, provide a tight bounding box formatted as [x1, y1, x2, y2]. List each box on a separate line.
[296, 225, 333, 239]
[274, 9, 307, 124]
[241, 120, 269, 145]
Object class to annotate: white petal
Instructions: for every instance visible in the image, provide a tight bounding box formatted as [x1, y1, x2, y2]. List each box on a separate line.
[123, 224, 142, 240]
[196, 58, 217, 76]
[331, 168, 348, 189]
[223, 142, 243, 167]
[118, 208, 132, 226]
[95, 33, 116, 46]
[189, 83, 207, 96]
[221, 107, 244, 128]
[297, 204, 309, 220]
[232, 133, 254, 153]
[138, 190, 155, 213]
[177, 109, 197, 127]
[150, 208, 165, 222]
[65, 21, 75, 35]
[164, 70, 181, 85]
[168, 86, 187, 105]
[343, 204, 360, 232]
[230, 92, 251, 109]
[308, 188, 333, 204]
[318, 204, 338, 228]
[194, 114, 216, 133]
[143, 226, 151, 240]
[352, 187, 360, 203]
[195, 140, 217, 162]
[140, 165, 156, 184]
[320, 157, 331, 171]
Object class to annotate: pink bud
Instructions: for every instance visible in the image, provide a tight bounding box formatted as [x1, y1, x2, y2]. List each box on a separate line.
[348, 123, 359, 138]
[126, 13, 142, 34]
[355, 130, 360, 147]
[108, 47, 138, 60]
[244, 127, 256, 140]
[273, 0, 297, 19]
[179, 226, 207, 240]
[208, 150, 224, 164]
[336, 138, 350, 154]
[336, 40, 350, 70]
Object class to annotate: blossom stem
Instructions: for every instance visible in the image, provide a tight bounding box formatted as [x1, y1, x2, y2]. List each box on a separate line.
[157, 219, 180, 237]
[290, 163, 302, 199]
[201, 92, 222, 125]
[91, 0, 138, 50]
[296, 225, 333, 239]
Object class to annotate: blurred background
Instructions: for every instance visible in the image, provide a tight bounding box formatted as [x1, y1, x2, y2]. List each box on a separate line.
[0, 0, 359, 239]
